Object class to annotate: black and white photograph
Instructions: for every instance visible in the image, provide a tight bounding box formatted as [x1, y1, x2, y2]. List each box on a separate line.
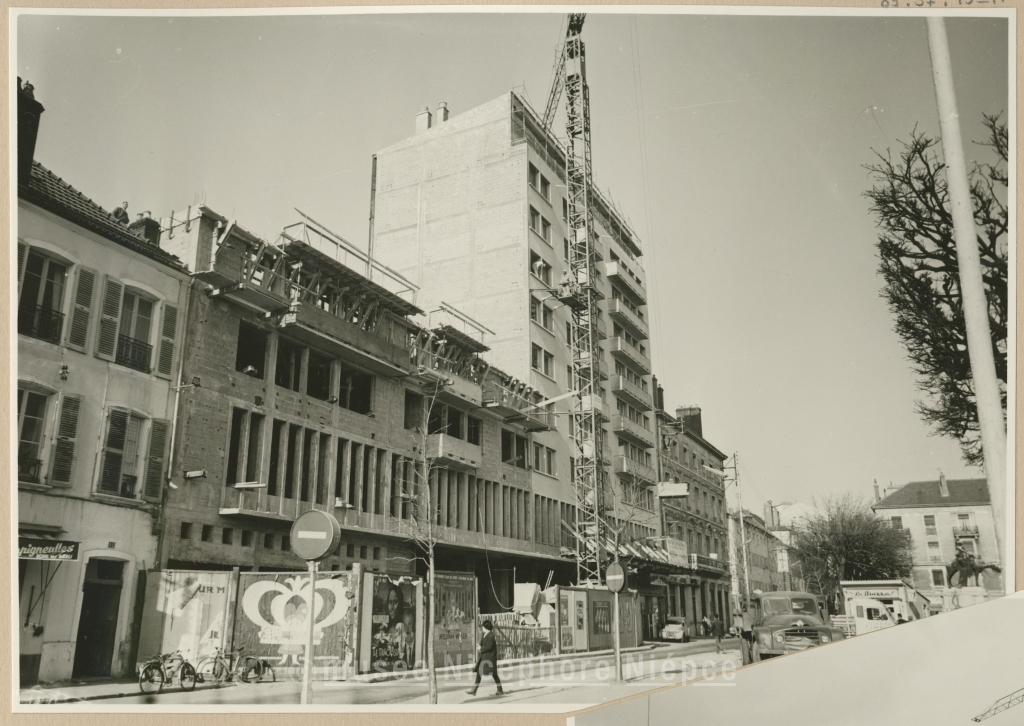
[12, 5, 1016, 714]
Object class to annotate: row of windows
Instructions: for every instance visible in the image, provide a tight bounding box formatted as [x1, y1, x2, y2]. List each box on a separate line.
[610, 287, 646, 323]
[890, 513, 974, 531]
[616, 399, 651, 431]
[427, 403, 482, 444]
[18, 243, 179, 377]
[235, 322, 374, 414]
[613, 323, 647, 357]
[179, 521, 385, 561]
[614, 361, 648, 392]
[17, 385, 169, 501]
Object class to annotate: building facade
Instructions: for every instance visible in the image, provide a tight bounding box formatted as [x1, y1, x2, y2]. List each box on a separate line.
[17, 80, 190, 684]
[872, 476, 1002, 611]
[156, 206, 578, 613]
[728, 509, 788, 612]
[653, 390, 731, 633]
[370, 96, 675, 604]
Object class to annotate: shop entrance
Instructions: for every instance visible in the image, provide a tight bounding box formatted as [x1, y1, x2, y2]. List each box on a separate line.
[72, 559, 124, 678]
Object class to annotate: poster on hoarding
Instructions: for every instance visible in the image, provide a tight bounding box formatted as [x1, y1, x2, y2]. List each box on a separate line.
[136, 571, 231, 668]
[232, 571, 356, 675]
[592, 600, 612, 635]
[559, 590, 573, 651]
[368, 575, 418, 671]
[434, 572, 476, 666]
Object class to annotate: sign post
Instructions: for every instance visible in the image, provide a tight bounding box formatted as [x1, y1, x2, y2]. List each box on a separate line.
[290, 510, 341, 705]
[606, 560, 626, 682]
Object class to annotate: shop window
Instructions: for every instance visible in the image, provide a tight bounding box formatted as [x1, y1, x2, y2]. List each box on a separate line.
[235, 322, 268, 378]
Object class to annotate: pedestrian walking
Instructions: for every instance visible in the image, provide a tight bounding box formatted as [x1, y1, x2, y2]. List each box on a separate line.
[466, 620, 504, 697]
[711, 614, 725, 653]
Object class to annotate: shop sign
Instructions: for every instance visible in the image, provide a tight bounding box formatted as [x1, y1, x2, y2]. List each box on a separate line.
[19, 537, 79, 561]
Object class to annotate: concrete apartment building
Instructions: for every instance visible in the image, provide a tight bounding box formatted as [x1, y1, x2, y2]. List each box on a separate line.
[370, 94, 669, 592]
[654, 390, 732, 633]
[155, 205, 573, 612]
[16, 80, 190, 684]
[872, 476, 1002, 612]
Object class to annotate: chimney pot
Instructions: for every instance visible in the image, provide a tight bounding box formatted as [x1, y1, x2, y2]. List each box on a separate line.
[675, 406, 703, 438]
[873, 484, 881, 503]
[415, 106, 433, 134]
[436, 102, 449, 123]
[17, 77, 45, 186]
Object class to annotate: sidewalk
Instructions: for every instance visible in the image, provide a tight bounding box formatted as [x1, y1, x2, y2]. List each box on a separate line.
[19, 676, 234, 705]
[351, 641, 667, 683]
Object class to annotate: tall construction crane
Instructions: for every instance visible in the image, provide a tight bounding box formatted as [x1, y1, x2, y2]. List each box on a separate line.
[973, 686, 1024, 722]
[545, 14, 606, 586]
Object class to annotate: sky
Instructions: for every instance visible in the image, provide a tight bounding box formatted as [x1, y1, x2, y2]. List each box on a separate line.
[15, 10, 1011, 513]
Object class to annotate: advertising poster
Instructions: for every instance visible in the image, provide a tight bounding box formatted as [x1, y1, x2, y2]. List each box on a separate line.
[559, 590, 574, 651]
[368, 575, 419, 671]
[592, 600, 612, 635]
[232, 571, 356, 676]
[136, 571, 231, 668]
[434, 572, 476, 666]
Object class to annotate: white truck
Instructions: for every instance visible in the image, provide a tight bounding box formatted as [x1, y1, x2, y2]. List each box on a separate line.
[836, 580, 926, 636]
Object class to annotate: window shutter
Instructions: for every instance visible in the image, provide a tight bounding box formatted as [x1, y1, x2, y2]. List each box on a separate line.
[95, 276, 123, 361]
[143, 419, 171, 503]
[17, 241, 27, 290]
[66, 267, 97, 352]
[100, 408, 129, 493]
[156, 304, 178, 378]
[49, 395, 82, 485]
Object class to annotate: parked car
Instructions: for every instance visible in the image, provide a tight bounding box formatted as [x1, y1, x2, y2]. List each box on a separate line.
[660, 616, 689, 643]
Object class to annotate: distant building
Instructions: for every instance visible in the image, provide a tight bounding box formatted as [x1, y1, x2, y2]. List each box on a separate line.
[728, 509, 791, 612]
[872, 476, 1002, 611]
[762, 501, 805, 593]
[17, 79, 190, 684]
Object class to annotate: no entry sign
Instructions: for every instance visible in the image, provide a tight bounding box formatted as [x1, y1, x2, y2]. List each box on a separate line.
[606, 561, 626, 593]
[290, 510, 341, 561]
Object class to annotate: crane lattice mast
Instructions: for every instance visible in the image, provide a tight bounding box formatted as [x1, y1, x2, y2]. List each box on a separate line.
[548, 14, 606, 585]
[973, 686, 1024, 722]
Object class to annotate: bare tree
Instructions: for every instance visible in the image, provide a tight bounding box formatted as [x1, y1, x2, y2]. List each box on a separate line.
[864, 114, 1008, 466]
[790, 495, 913, 612]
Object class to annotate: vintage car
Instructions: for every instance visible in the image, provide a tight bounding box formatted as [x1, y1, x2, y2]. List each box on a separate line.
[740, 591, 846, 664]
[660, 616, 689, 643]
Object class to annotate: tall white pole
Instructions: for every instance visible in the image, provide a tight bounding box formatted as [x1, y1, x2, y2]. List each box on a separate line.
[302, 560, 317, 705]
[926, 17, 1007, 575]
[734, 453, 752, 608]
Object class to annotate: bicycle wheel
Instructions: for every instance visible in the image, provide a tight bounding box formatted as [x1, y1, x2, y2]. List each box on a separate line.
[139, 663, 165, 694]
[237, 656, 263, 683]
[197, 657, 228, 683]
[179, 662, 197, 691]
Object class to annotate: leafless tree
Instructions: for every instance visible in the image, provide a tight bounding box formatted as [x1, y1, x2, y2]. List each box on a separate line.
[864, 114, 1008, 466]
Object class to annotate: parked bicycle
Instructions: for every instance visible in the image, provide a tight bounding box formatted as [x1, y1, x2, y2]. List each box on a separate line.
[138, 650, 196, 694]
[195, 647, 265, 684]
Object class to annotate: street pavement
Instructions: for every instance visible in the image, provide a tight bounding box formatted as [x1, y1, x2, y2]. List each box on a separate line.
[20, 638, 743, 707]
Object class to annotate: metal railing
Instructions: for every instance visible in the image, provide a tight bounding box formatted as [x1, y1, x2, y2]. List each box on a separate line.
[953, 525, 979, 537]
[18, 304, 64, 344]
[119, 474, 138, 499]
[116, 335, 152, 373]
[18, 456, 42, 484]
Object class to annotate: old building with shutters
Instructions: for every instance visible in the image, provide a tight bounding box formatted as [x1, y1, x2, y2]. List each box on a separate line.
[16, 79, 190, 684]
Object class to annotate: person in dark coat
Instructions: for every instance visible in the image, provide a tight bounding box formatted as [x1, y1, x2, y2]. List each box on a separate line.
[466, 619, 503, 697]
[711, 614, 726, 653]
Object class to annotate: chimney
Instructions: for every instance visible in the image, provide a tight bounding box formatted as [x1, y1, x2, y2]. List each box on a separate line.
[764, 501, 773, 529]
[128, 210, 161, 246]
[18, 78, 45, 187]
[676, 406, 702, 437]
[656, 384, 665, 412]
[873, 482, 881, 503]
[939, 473, 949, 498]
[436, 102, 449, 123]
[415, 106, 433, 134]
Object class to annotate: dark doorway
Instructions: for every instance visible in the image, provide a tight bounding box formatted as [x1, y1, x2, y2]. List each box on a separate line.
[72, 559, 124, 678]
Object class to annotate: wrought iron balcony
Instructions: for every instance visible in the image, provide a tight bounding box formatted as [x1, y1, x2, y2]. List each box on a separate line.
[116, 335, 152, 373]
[18, 456, 42, 484]
[18, 304, 64, 345]
[953, 525, 980, 538]
[119, 474, 138, 499]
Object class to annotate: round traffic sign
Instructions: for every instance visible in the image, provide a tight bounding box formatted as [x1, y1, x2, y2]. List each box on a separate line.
[606, 561, 626, 593]
[290, 510, 341, 561]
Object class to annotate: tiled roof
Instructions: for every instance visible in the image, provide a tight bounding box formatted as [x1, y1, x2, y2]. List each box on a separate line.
[19, 161, 186, 272]
[873, 478, 990, 509]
